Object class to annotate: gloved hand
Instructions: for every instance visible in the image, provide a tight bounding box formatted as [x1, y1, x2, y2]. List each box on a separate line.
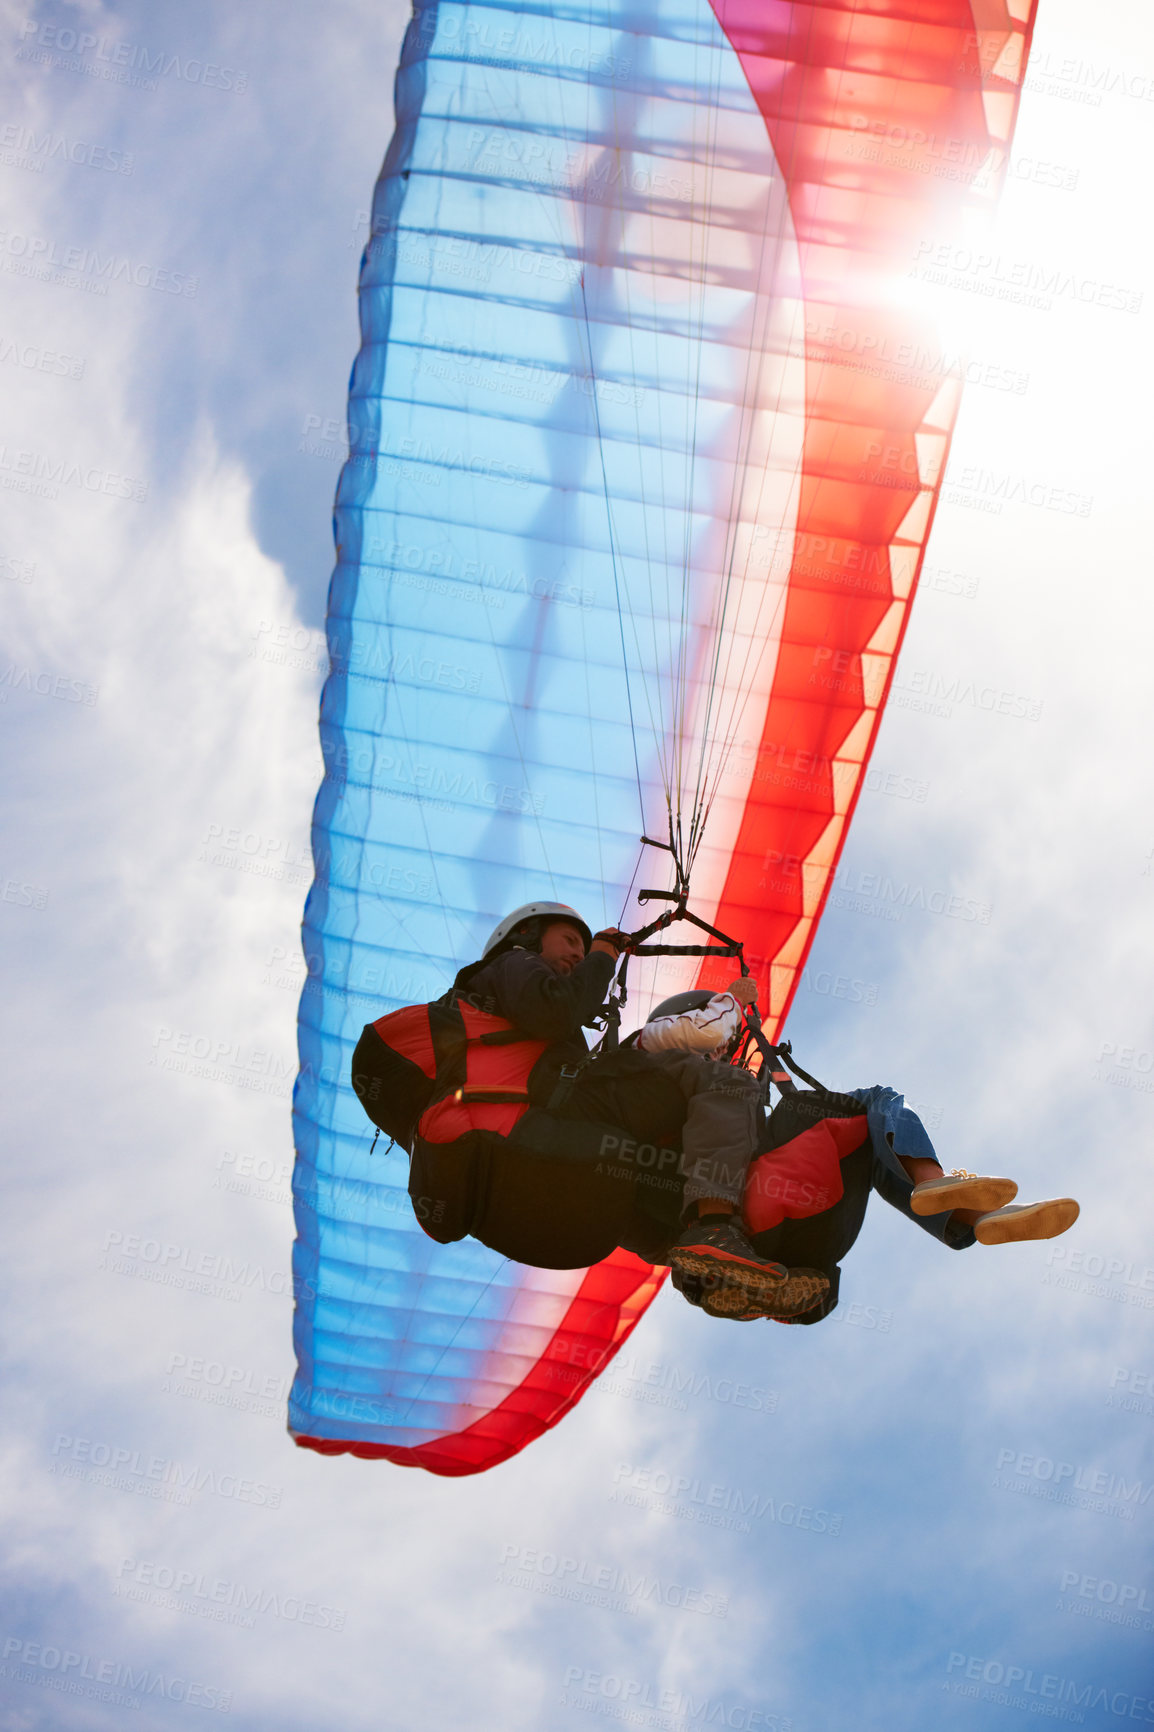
[725, 976, 758, 1007]
[590, 927, 630, 958]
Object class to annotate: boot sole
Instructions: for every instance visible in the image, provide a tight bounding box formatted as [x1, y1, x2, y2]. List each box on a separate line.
[669, 1247, 788, 1298]
[975, 1198, 1079, 1245]
[703, 1270, 829, 1320]
[911, 1176, 1018, 1216]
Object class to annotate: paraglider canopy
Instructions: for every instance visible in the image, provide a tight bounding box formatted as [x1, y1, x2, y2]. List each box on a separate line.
[290, 0, 1042, 1474]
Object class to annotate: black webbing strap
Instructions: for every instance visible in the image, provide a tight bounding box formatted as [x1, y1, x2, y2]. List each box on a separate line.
[445, 991, 597, 1110]
[546, 1058, 594, 1113]
[741, 1006, 796, 1100]
[770, 1040, 829, 1093]
[740, 1010, 829, 1099]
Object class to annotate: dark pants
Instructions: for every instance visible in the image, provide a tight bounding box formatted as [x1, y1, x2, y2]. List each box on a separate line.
[562, 1047, 761, 1211]
[556, 1050, 689, 1264]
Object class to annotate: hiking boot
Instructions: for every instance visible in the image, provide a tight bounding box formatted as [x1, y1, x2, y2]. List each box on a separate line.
[669, 1260, 829, 1322]
[910, 1170, 1018, 1215]
[669, 1264, 705, 1308]
[702, 1268, 830, 1321]
[669, 1216, 790, 1303]
[974, 1198, 1079, 1245]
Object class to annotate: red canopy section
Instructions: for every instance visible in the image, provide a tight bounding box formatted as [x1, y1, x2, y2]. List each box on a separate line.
[697, 0, 1037, 1024]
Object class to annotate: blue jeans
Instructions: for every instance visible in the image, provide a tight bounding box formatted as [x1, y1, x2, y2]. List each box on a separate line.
[850, 1086, 976, 1251]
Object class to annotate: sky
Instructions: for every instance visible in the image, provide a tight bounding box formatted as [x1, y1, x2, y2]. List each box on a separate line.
[1, 0, 1152, 1728]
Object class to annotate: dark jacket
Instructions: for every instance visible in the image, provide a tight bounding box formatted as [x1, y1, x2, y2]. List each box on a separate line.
[452, 947, 615, 1045]
[449, 945, 616, 1107]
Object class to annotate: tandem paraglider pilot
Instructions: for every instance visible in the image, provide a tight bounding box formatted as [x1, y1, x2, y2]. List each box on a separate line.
[352, 901, 1079, 1325]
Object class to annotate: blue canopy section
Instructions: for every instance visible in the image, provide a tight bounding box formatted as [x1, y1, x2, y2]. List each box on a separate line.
[289, 0, 793, 1461]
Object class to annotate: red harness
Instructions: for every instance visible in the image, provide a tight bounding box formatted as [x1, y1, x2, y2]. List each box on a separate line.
[364, 997, 550, 1146]
[743, 1113, 869, 1234]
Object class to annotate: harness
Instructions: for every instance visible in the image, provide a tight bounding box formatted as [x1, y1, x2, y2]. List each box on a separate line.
[352, 992, 642, 1268]
[351, 993, 554, 1149]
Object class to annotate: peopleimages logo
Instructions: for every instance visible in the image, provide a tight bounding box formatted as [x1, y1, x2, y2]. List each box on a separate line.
[149, 1027, 296, 1100]
[594, 1353, 777, 1415]
[1058, 1569, 1153, 1631]
[50, 1434, 283, 1510]
[1108, 1366, 1154, 1417]
[16, 20, 248, 93]
[100, 1230, 289, 1302]
[945, 1653, 1154, 1723]
[115, 1559, 345, 1631]
[0, 230, 196, 297]
[1043, 1244, 1154, 1309]
[496, 1546, 728, 1619]
[0, 444, 145, 501]
[1, 1634, 232, 1712]
[560, 1668, 794, 1729]
[612, 1462, 842, 1538]
[993, 1448, 1153, 1520]
[163, 1353, 291, 1420]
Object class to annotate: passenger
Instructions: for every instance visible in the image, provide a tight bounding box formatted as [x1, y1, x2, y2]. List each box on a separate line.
[632, 986, 1079, 1322]
[628, 981, 829, 1319]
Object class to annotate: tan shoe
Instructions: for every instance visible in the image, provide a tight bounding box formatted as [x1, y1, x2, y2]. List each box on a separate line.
[910, 1170, 1018, 1216]
[974, 1198, 1080, 1245]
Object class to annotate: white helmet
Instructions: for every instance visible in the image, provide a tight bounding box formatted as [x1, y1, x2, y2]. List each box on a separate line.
[482, 901, 593, 958]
